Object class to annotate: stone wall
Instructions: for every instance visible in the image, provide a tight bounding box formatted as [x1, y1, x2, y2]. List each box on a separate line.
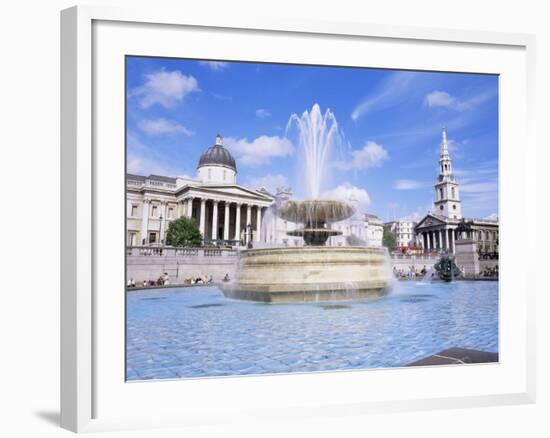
[127, 247, 238, 284]
[390, 255, 438, 271]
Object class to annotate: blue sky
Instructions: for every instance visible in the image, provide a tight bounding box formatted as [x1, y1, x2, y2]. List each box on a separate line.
[126, 56, 498, 221]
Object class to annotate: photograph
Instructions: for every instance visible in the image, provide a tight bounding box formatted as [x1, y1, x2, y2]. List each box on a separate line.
[125, 56, 499, 381]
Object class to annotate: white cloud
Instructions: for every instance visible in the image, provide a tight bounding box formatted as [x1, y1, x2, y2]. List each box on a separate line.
[424, 89, 496, 111]
[246, 174, 289, 193]
[484, 213, 499, 220]
[394, 179, 424, 190]
[131, 70, 199, 109]
[424, 90, 456, 108]
[323, 183, 371, 208]
[460, 181, 498, 193]
[224, 135, 293, 166]
[255, 108, 271, 118]
[351, 71, 419, 121]
[199, 61, 229, 71]
[137, 118, 194, 136]
[335, 141, 389, 170]
[454, 161, 498, 218]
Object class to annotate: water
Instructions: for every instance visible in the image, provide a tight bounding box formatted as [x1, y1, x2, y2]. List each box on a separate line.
[286, 103, 343, 199]
[126, 281, 498, 380]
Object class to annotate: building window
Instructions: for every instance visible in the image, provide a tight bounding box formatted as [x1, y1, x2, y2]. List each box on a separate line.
[131, 205, 138, 217]
[453, 204, 456, 210]
[439, 188, 444, 199]
[151, 205, 158, 217]
[168, 207, 174, 219]
[440, 205, 444, 211]
[451, 187, 455, 198]
[149, 232, 157, 244]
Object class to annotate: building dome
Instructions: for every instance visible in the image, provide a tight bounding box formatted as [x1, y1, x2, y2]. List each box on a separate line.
[196, 135, 237, 184]
[197, 134, 237, 172]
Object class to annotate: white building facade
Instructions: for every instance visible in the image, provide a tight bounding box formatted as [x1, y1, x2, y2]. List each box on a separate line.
[384, 219, 417, 247]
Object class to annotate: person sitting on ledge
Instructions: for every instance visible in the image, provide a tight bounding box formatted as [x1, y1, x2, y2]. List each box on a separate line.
[223, 273, 230, 282]
[142, 280, 147, 288]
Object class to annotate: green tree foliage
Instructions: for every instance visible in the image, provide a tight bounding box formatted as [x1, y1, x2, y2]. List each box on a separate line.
[382, 226, 397, 251]
[165, 217, 203, 247]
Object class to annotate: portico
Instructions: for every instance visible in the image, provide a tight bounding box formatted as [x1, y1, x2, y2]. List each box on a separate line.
[180, 195, 269, 245]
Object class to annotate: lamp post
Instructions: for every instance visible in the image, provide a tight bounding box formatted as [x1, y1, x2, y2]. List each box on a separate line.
[246, 223, 252, 248]
[159, 214, 164, 247]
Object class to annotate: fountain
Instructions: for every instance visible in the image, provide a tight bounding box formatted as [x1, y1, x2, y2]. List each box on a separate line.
[221, 104, 392, 303]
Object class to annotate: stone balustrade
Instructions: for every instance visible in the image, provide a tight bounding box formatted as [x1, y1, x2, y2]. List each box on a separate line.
[126, 246, 237, 257]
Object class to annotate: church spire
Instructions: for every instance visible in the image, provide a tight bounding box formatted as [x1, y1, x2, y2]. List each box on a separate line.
[433, 127, 462, 219]
[440, 127, 449, 159]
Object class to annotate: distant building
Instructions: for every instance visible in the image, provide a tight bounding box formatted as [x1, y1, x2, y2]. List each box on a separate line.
[414, 128, 499, 254]
[383, 219, 417, 247]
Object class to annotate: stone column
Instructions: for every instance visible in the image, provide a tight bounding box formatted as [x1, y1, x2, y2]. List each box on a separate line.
[212, 200, 219, 241]
[199, 198, 206, 236]
[450, 228, 455, 254]
[159, 201, 167, 244]
[246, 204, 251, 226]
[255, 206, 262, 242]
[186, 197, 193, 218]
[443, 228, 448, 251]
[140, 199, 150, 245]
[234, 203, 241, 242]
[245, 204, 252, 245]
[224, 202, 230, 241]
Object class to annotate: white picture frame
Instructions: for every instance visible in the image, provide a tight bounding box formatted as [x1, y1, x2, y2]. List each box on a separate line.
[60, 4, 536, 433]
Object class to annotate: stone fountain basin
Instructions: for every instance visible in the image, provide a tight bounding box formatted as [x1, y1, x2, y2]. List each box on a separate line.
[277, 200, 355, 224]
[221, 246, 390, 303]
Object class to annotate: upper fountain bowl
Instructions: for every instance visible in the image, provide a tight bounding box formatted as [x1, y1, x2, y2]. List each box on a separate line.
[277, 200, 355, 225]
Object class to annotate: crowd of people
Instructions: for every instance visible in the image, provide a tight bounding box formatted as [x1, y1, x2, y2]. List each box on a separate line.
[392, 265, 429, 280]
[126, 272, 232, 288]
[481, 265, 499, 278]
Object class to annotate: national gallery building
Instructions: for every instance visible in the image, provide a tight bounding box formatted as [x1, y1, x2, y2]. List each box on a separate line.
[127, 135, 274, 247]
[414, 128, 499, 255]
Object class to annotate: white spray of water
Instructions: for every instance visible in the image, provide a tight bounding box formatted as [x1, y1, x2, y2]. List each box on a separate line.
[285, 103, 343, 200]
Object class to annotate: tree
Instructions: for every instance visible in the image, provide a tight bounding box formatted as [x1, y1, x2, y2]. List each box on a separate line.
[382, 226, 397, 251]
[165, 217, 203, 247]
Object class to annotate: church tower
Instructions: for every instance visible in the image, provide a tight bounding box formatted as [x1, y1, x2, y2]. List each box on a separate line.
[433, 128, 462, 219]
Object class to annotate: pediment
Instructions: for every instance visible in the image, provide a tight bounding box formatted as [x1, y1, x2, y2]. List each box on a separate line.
[415, 214, 447, 229]
[182, 183, 274, 202]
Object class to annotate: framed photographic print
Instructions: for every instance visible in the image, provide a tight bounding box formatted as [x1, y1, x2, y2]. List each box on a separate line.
[61, 5, 536, 433]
